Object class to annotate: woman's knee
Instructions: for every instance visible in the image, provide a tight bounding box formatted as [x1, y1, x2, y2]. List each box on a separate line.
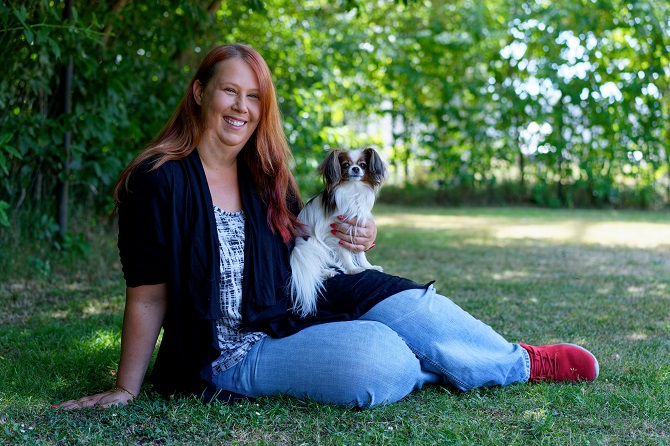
[331, 322, 423, 408]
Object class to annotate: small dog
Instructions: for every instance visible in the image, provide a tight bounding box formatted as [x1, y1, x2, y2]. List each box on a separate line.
[289, 147, 387, 317]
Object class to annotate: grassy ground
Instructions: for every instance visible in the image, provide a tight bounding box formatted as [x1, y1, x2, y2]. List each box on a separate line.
[1, 206, 668, 445]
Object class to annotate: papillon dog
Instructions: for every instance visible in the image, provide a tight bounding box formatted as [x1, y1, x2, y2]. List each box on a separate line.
[289, 147, 388, 317]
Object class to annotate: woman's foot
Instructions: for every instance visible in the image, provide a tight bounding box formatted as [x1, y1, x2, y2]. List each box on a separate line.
[520, 343, 599, 382]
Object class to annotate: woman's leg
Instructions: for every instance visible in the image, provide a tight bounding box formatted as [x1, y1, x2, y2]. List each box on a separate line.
[360, 286, 531, 391]
[210, 320, 442, 408]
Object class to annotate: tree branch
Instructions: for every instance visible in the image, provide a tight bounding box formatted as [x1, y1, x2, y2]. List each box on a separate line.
[206, 1, 222, 13]
[102, 0, 131, 46]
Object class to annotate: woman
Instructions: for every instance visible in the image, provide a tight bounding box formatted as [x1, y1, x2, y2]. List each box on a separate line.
[54, 44, 598, 410]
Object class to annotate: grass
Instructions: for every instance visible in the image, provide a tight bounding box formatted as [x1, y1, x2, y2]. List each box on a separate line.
[1, 206, 669, 445]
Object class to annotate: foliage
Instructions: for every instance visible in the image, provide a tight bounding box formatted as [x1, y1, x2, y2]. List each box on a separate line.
[1, 207, 669, 444]
[0, 0, 668, 238]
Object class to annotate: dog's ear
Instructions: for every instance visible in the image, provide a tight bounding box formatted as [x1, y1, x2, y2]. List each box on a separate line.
[318, 149, 342, 190]
[364, 147, 387, 187]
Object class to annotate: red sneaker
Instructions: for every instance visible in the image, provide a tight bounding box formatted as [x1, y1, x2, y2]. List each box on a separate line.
[520, 343, 599, 383]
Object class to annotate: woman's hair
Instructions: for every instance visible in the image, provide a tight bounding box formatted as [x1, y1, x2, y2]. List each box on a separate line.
[114, 43, 303, 243]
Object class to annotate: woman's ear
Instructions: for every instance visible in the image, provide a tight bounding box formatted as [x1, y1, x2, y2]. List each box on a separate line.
[193, 80, 204, 106]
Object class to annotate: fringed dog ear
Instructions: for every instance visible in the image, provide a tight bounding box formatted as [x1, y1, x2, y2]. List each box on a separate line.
[317, 149, 342, 192]
[364, 147, 388, 187]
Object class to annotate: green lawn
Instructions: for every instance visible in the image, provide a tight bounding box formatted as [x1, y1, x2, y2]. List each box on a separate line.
[1, 206, 669, 445]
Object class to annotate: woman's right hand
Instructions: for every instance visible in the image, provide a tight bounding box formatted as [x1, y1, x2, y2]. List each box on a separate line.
[52, 388, 134, 410]
[52, 283, 167, 411]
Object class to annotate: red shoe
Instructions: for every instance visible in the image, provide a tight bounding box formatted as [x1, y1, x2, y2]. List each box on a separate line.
[520, 343, 599, 383]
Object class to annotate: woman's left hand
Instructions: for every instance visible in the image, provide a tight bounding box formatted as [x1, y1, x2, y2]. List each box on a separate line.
[330, 215, 377, 252]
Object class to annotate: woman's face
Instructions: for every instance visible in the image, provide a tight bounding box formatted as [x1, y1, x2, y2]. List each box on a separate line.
[194, 58, 261, 155]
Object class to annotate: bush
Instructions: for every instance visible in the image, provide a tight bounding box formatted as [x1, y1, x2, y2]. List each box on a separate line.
[378, 180, 667, 210]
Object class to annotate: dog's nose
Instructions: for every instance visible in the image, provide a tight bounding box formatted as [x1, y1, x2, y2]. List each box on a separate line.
[351, 166, 360, 174]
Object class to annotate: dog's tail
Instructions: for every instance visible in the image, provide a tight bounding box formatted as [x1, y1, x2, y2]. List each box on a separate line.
[289, 237, 332, 317]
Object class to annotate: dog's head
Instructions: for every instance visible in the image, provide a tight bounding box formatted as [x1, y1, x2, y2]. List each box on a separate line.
[318, 147, 387, 192]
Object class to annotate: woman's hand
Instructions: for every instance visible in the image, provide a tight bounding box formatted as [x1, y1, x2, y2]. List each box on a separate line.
[52, 283, 166, 411]
[52, 388, 135, 410]
[330, 215, 377, 252]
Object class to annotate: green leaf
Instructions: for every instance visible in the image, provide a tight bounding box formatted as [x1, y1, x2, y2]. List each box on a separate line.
[0, 151, 7, 175]
[13, 6, 34, 43]
[3, 145, 22, 158]
[0, 201, 9, 227]
[48, 37, 61, 60]
[44, 0, 60, 20]
[14, 5, 27, 23]
[34, 27, 49, 44]
[23, 27, 34, 44]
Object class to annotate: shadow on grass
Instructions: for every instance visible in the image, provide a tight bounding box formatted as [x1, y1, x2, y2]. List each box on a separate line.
[0, 277, 127, 406]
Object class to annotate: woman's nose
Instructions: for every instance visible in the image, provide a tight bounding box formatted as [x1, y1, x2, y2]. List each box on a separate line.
[233, 96, 248, 113]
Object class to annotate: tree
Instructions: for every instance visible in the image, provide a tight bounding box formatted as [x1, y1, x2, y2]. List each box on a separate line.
[0, 0, 231, 238]
[1, 0, 667, 241]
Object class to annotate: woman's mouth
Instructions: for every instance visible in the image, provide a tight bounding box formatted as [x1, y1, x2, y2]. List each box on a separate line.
[224, 117, 245, 127]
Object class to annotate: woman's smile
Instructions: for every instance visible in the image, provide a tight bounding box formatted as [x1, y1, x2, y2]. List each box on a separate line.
[224, 117, 246, 128]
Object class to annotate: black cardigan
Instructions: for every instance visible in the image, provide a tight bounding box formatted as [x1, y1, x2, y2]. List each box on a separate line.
[117, 150, 425, 400]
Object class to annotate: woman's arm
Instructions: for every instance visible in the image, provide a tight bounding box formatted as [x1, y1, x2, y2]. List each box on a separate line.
[330, 216, 377, 252]
[53, 283, 167, 409]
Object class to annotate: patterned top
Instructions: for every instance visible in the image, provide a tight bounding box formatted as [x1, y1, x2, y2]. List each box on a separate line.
[211, 206, 266, 375]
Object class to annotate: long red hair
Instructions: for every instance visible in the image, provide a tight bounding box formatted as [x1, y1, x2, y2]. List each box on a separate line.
[114, 44, 303, 242]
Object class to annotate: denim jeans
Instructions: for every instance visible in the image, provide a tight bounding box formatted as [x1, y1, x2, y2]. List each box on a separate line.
[210, 285, 531, 408]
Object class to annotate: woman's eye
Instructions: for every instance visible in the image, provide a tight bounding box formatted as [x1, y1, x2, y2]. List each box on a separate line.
[224, 88, 236, 94]
[248, 94, 259, 99]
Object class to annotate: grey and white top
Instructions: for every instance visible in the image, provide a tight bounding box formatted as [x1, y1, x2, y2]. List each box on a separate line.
[211, 206, 266, 375]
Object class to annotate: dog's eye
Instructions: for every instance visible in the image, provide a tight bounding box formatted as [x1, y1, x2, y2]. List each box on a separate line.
[342, 162, 350, 169]
[359, 162, 367, 170]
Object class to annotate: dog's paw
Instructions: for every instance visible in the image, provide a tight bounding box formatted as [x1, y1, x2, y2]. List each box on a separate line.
[321, 268, 339, 279]
[369, 265, 383, 272]
[345, 267, 366, 275]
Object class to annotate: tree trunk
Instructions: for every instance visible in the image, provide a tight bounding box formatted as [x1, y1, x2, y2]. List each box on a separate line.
[518, 148, 525, 188]
[513, 116, 525, 189]
[56, 0, 73, 238]
[102, 0, 130, 45]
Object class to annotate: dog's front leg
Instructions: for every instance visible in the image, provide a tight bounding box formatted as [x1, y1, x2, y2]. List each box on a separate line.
[354, 252, 383, 272]
[338, 248, 366, 274]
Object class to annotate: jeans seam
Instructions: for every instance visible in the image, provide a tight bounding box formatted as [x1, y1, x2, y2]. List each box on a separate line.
[401, 339, 472, 391]
[363, 290, 473, 390]
[364, 288, 528, 391]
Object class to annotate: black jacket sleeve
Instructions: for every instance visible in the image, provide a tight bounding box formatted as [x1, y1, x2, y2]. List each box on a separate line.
[117, 162, 171, 287]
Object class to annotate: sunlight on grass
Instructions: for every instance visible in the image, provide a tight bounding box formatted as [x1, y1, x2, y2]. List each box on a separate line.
[624, 333, 649, 341]
[494, 221, 670, 248]
[376, 211, 670, 248]
[522, 407, 549, 422]
[48, 300, 120, 321]
[492, 271, 531, 280]
[79, 329, 121, 351]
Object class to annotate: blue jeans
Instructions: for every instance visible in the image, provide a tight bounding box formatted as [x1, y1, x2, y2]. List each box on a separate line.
[210, 286, 531, 408]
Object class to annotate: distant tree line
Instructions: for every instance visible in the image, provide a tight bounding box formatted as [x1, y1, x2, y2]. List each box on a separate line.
[1, 0, 668, 240]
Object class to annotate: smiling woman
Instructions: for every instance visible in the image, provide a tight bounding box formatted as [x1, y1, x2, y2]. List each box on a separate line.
[192, 58, 261, 212]
[52, 43, 379, 410]
[193, 58, 261, 171]
[52, 44, 598, 412]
